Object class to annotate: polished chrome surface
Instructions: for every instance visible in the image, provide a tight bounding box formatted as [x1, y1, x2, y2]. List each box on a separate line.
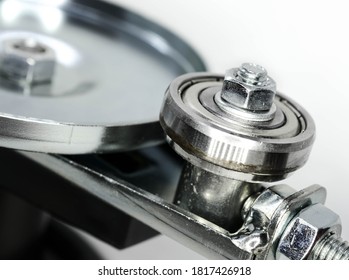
[221, 63, 276, 112]
[240, 184, 328, 259]
[160, 72, 315, 182]
[234, 184, 349, 260]
[0, 0, 205, 154]
[159, 67, 329, 259]
[158, 66, 349, 260]
[175, 162, 262, 232]
[242, 185, 349, 260]
[232, 185, 297, 257]
[202, 86, 287, 127]
[0, 37, 56, 90]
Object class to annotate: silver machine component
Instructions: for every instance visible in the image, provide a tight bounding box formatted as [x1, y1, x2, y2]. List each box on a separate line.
[277, 203, 342, 260]
[160, 68, 314, 182]
[0, 38, 56, 87]
[0, 0, 347, 261]
[0, 0, 205, 154]
[160, 63, 349, 259]
[221, 63, 276, 112]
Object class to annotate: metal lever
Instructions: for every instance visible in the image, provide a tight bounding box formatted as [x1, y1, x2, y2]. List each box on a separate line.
[3, 148, 347, 259]
[0, 149, 252, 259]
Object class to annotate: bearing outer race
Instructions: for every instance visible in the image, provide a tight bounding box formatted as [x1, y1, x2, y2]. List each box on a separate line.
[159, 73, 316, 182]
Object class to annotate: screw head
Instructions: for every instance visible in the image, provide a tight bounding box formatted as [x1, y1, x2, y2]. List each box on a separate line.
[0, 38, 56, 85]
[221, 63, 276, 112]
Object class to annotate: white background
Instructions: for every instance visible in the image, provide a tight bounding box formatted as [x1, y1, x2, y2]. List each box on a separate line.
[1, 260, 347, 279]
[89, 0, 349, 259]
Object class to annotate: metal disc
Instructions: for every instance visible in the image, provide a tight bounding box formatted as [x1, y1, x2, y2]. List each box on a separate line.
[0, 0, 206, 154]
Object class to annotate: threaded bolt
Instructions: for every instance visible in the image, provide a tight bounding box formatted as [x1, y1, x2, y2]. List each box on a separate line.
[311, 234, 349, 260]
[237, 63, 268, 85]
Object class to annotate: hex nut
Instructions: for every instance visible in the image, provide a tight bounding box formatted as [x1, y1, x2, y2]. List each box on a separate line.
[276, 203, 342, 260]
[221, 64, 276, 111]
[0, 38, 56, 85]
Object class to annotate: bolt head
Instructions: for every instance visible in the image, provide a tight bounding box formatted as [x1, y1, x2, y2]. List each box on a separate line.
[0, 38, 56, 85]
[277, 204, 342, 260]
[221, 63, 276, 111]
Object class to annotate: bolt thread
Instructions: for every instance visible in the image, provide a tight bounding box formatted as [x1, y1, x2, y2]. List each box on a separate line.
[311, 234, 349, 260]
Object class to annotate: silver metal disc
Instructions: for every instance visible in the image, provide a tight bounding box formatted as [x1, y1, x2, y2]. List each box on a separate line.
[0, 0, 205, 154]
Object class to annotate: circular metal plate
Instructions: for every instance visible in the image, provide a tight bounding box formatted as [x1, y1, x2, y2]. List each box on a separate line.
[0, 0, 205, 154]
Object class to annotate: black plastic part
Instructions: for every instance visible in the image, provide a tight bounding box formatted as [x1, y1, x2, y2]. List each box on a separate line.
[0, 189, 101, 259]
[0, 189, 48, 259]
[0, 145, 182, 254]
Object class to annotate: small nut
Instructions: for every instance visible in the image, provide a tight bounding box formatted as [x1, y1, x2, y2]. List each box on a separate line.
[221, 63, 276, 111]
[276, 203, 342, 260]
[0, 38, 55, 85]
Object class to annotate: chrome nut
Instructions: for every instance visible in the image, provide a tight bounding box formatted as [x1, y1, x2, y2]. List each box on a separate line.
[221, 63, 276, 111]
[0, 38, 56, 84]
[276, 203, 342, 260]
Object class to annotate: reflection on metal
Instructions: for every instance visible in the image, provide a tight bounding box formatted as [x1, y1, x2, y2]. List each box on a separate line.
[0, 0, 206, 154]
[160, 72, 315, 182]
[175, 163, 262, 232]
[3, 148, 344, 260]
[159, 66, 348, 259]
[0, 2, 347, 261]
[7, 149, 254, 259]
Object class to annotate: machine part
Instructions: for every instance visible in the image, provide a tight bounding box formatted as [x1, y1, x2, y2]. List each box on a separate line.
[310, 233, 349, 260]
[175, 162, 262, 231]
[0, 0, 205, 154]
[0, 145, 182, 251]
[160, 64, 315, 230]
[0, 190, 101, 259]
[0, 38, 56, 89]
[159, 64, 346, 260]
[160, 63, 349, 259]
[0, 148, 254, 260]
[237, 184, 326, 259]
[239, 184, 349, 260]
[277, 204, 342, 260]
[160, 69, 315, 183]
[0, 38, 54, 82]
[221, 63, 276, 112]
[1, 148, 347, 260]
